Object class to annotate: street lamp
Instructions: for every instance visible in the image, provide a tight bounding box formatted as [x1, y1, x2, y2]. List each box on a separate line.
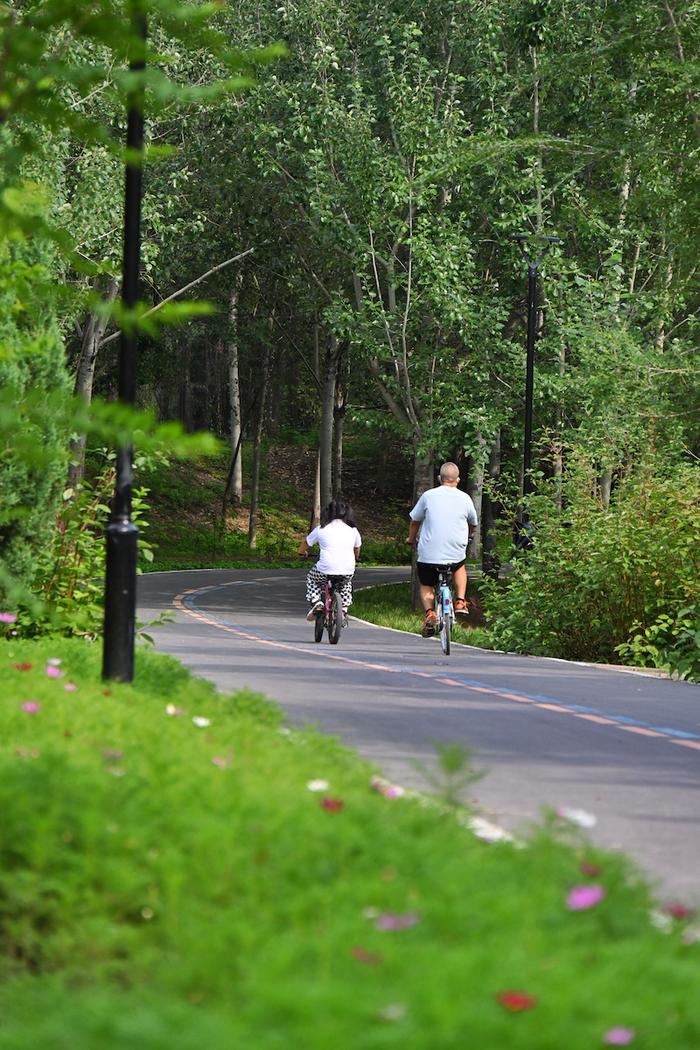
[102, 6, 147, 682]
[509, 233, 560, 546]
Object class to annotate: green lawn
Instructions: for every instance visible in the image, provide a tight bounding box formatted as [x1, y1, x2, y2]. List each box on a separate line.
[352, 580, 496, 650]
[0, 636, 698, 1048]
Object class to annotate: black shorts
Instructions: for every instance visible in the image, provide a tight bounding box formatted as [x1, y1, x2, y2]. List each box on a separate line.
[416, 559, 465, 587]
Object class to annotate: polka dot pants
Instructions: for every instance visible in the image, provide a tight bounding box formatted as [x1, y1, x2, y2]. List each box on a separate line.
[306, 567, 354, 609]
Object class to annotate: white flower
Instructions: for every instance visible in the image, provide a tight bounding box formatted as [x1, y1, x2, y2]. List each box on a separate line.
[192, 716, 211, 728]
[307, 778, 330, 792]
[557, 806, 597, 829]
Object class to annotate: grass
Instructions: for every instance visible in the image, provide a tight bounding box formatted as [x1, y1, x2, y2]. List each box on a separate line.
[141, 440, 409, 572]
[0, 636, 699, 1047]
[353, 581, 496, 650]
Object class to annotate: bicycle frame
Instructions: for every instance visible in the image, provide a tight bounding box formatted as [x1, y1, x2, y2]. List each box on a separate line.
[435, 568, 454, 655]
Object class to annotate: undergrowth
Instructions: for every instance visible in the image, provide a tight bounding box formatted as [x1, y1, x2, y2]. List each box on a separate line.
[0, 637, 697, 1047]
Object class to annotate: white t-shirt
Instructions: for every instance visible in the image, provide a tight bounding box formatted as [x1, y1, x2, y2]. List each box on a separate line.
[306, 520, 361, 575]
[409, 485, 478, 563]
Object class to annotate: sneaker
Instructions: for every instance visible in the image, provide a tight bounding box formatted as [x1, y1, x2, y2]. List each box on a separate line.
[421, 610, 438, 637]
[306, 601, 324, 622]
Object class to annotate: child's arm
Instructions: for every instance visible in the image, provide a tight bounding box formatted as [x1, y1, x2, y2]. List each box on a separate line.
[298, 538, 311, 556]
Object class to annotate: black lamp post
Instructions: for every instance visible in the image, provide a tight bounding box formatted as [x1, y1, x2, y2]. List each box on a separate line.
[102, 7, 147, 682]
[509, 233, 560, 545]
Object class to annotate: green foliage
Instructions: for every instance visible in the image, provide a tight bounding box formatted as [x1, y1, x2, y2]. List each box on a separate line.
[484, 462, 700, 670]
[0, 244, 72, 594]
[618, 605, 700, 682]
[414, 743, 485, 809]
[7, 455, 156, 638]
[0, 636, 699, 1047]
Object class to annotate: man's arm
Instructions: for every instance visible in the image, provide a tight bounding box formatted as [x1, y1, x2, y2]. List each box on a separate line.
[406, 519, 420, 546]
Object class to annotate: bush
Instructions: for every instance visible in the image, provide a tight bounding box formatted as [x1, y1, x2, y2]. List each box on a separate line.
[617, 604, 700, 681]
[485, 461, 700, 671]
[0, 251, 72, 598]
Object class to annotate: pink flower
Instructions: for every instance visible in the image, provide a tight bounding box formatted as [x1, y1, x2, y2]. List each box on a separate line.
[211, 755, 232, 769]
[497, 990, 538, 1012]
[567, 884, 606, 911]
[21, 702, 41, 714]
[0, 612, 17, 623]
[603, 1027, 635, 1045]
[45, 665, 63, 678]
[663, 902, 694, 920]
[63, 683, 77, 692]
[371, 776, 405, 799]
[375, 912, 420, 932]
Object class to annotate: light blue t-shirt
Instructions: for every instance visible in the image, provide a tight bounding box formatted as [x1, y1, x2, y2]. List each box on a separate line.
[409, 485, 478, 564]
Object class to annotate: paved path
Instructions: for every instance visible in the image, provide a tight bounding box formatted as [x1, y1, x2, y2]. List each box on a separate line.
[138, 567, 700, 900]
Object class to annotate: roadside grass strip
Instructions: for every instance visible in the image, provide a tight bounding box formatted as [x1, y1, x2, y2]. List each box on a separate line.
[0, 638, 699, 1048]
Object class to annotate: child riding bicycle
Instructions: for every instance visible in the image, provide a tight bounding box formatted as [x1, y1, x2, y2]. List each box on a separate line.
[298, 497, 361, 620]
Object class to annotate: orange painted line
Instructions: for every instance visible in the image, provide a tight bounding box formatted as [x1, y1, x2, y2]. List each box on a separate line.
[572, 713, 617, 725]
[536, 703, 571, 714]
[671, 738, 700, 751]
[618, 725, 665, 738]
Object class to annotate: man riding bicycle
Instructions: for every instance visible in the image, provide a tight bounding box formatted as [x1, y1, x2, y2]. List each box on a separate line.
[406, 462, 478, 638]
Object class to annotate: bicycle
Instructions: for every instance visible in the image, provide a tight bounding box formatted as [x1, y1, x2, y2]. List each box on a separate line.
[313, 574, 347, 646]
[434, 566, 455, 656]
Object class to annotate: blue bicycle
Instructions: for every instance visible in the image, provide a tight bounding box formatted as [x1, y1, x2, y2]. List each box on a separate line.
[435, 567, 455, 656]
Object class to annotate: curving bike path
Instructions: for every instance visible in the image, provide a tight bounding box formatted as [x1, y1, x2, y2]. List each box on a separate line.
[138, 567, 700, 900]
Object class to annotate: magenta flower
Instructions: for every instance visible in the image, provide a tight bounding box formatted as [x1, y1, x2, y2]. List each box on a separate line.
[375, 912, 420, 932]
[45, 665, 63, 678]
[0, 612, 17, 623]
[603, 1027, 635, 1045]
[21, 702, 41, 714]
[63, 683, 77, 692]
[567, 884, 606, 911]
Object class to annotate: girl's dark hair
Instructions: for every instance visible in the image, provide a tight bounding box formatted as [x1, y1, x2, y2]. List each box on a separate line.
[321, 495, 356, 528]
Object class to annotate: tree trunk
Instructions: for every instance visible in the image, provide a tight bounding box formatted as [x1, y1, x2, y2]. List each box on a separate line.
[465, 434, 486, 564]
[227, 271, 244, 505]
[248, 348, 270, 549]
[309, 449, 321, 532]
[553, 341, 566, 513]
[599, 469, 612, 509]
[319, 335, 343, 509]
[179, 341, 193, 432]
[68, 276, 119, 489]
[333, 343, 348, 497]
[481, 433, 501, 579]
[411, 441, 434, 609]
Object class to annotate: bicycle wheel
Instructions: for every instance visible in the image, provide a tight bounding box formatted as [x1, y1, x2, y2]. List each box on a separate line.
[314, 612, 324, 642]
[439, 591, 451, 656]
[327, 590, 343, 645]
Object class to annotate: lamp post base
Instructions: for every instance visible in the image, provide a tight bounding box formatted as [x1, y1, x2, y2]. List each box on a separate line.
[102, 518, 139, 682]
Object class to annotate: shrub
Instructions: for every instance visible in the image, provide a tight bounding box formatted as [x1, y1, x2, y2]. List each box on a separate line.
[485, 461, 700, 670]
[0, 251, 72, 598]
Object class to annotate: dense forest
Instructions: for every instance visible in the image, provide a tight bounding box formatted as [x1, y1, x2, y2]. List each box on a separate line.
[1, 0, 698, 675]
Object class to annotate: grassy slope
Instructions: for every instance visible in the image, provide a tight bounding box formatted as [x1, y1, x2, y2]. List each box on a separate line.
[0, 637, 699, 1047]
[143, 435, 410, 571]
[353, 581, 496, 650]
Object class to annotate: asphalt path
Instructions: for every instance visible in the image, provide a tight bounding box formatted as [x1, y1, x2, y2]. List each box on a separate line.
[138, 566, 700, 900]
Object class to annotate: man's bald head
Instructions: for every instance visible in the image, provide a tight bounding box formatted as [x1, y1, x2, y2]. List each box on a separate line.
[439, 462, 460, 485]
